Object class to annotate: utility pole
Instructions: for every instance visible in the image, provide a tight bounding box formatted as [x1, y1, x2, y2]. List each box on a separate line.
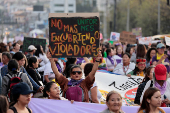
[103, 0, 108, 38]
[65, 0, 68, 13]
[158, 0, 161, 34]
[113, 0, 117, 31]
[126, 0, 130, 31]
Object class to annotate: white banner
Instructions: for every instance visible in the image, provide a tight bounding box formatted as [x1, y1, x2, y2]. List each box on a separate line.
[110, 32, 120, 41]
[95, 72, 143, 105]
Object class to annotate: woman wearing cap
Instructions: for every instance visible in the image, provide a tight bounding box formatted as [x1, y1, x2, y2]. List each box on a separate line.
[152, 43, 170, 74]
[100, 91, 125, 113]
[138, 87, 165, 113]
[7, 82, 33, 113]
[127, 58, 146, 77]
[26, 45, 37, 60]
[113, 53, 135, 76]
[140, 64, 170, 107]
[50, 52, 102, 102]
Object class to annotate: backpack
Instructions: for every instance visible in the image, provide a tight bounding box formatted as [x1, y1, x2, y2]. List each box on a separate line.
[134, 80, 153, 105]
[65, 84, 84, 102]
[6, 72, 23, 101]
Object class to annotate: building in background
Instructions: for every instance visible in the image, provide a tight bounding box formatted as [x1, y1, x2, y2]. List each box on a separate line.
[50, 0, 76, 13]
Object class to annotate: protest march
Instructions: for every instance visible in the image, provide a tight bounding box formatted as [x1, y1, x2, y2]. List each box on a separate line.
[1, 0, 170, 113]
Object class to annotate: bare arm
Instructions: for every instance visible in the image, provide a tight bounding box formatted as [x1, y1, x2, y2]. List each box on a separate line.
[7, 109, 14, 113]
[83, 57, 90, 63]
[44, 75, 50, 83]
[50, 58, 62, 80]
[88, 52, 102, 82]
[90, 86, 99, 103]
[153, 54, 168, 66]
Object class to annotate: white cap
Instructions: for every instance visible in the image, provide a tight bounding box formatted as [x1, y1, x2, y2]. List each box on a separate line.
[28, 45, 37, 51]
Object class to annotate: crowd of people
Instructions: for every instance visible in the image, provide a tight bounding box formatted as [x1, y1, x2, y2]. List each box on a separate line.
[0, 38, 170, 113]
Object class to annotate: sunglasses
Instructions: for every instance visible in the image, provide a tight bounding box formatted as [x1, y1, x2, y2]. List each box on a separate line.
[71, 71, 82, 75]
[138, 64, 146, 66]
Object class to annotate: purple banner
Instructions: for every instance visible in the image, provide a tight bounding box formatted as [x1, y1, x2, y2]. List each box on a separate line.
[28, 98, 170, 113]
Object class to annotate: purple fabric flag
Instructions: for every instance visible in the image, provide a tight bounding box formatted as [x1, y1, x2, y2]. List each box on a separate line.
[28, 98, 170, 113]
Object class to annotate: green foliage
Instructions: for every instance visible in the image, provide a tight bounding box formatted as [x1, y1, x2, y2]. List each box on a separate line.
[111, 0, 170, 36]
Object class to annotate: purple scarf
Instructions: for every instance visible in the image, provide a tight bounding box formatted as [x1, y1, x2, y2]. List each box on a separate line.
[67, 79, 83, 86]
[117, 54, 122, 58]
[155, 81, 167, 95]
[56, 63, 62, 73]
[107, 56, 114, 65]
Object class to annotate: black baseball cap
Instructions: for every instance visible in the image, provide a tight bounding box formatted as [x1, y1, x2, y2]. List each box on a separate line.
[12, 82, 34, 95]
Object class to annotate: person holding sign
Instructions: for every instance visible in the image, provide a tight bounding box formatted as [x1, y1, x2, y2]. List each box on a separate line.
[50, 52, 102, 102]
[113, 53, 135, 76]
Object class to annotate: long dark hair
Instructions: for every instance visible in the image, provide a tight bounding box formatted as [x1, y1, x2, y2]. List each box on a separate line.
[26, 56, 37, 69]
[2, 52, 12, 60]
[63, 58, 77, 77]
[64, 64, 74, 78]
[136, 44, 146, 58]
[138, 87, 160, 113]
[8, 59, 19, 74]
[0, 95, 9, 113]
[125, 47, 132, 56]
[10, 93, 20, 107]
[43, 81, 55, 97]
[84, 63, 94, 77]
[142, 66, 155, 83]
[146, 48, 157, 62]
[35, 45, 44, 57]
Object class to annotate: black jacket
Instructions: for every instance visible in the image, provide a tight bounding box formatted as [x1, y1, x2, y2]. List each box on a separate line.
[26, 68, 42, 86]
[134, 80, 153, 105]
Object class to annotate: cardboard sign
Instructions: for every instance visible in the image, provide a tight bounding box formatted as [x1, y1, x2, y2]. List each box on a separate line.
[132, 27, 142, 39]
[22, 37, 46, 52]
[49, 13, 100, 58]
[165, 36, 170, 46]
[119, 31, 136, 44]
[110, 32, 120, 41]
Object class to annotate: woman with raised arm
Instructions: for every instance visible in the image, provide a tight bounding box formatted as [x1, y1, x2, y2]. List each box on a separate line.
[50, 52, 102, 102]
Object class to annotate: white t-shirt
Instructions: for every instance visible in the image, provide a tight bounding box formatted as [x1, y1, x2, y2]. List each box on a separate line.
[43, 61, 55, 80]
[88, 82, 102, 103]
[105, 55, 122, 70]
[37, 53, 49, 67]
[113, 62, 135, 75]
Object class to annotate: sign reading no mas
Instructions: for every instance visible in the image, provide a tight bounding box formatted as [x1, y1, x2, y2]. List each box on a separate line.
[49, 13, 100, 58]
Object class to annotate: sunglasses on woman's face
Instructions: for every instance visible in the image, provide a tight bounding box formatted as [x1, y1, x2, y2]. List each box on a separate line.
[138, 64, 146, 66]
[71, 71, 82, 75]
